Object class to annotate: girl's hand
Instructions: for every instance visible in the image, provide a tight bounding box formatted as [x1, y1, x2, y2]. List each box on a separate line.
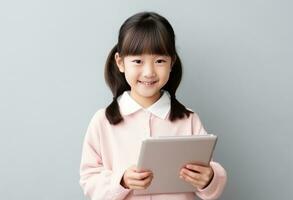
[179, 164, 214, 190]
[120, 165, 153, 190]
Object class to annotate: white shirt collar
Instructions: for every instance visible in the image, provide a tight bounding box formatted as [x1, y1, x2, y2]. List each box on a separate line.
[117, 90, 171, 119]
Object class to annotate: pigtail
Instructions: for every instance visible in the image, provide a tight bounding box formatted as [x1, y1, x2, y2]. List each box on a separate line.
[105, 96, 122, 125]
[169, 94, 193, 121]
[104, 44, 130, 125]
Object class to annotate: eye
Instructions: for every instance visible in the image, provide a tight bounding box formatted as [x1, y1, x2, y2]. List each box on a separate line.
[132, 60, 142, 64]
[156, 59, 166, 64]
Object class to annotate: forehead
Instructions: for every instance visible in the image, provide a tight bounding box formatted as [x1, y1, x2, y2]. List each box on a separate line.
[124, 54, 171, 59]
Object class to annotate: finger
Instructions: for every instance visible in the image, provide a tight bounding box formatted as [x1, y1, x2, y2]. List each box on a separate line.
[185, 165, 213, 182]
[132, 166, 150, 173]
[128, 174, 153, 187]
[185, 164, 209, 173]
[182, 168, 211, 183]
[181, 174, 206, 189]
[145, 176, 153, 187]
[142, 174, 154, 186]
[134, 168, 149, 173]
[130, 166, 152, 175]
[181, 168, 201, 180]
[130, 171, 152, 180]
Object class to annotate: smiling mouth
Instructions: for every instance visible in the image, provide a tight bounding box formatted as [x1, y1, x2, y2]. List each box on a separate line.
[138, 80, 158, 86]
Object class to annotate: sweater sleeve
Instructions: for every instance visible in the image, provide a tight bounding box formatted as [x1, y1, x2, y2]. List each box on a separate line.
[191, 113, 227, 200]
[196, 161, 227, 200]
[79, 111, 131, 200]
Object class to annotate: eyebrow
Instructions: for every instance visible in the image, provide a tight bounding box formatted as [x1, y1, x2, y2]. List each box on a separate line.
[129, 55, 169, 58]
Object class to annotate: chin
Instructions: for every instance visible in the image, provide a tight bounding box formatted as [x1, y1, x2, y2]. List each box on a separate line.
[137, 89, 161, 98]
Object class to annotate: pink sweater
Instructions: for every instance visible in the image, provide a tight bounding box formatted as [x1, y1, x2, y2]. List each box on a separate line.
[79, 91, 227, 200]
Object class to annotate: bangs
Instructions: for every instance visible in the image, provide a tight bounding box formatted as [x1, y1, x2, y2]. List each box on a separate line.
[119, 21, 175, 57]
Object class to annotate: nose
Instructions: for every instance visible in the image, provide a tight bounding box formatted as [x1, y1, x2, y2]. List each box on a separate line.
[142, 63, 156, 78]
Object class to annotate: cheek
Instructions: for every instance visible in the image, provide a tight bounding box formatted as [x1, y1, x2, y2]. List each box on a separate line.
[159, 68, 171, 83]
[162, 74, 170, 85]
[124, 69, 139, 84]
[123, 74, 133, 85]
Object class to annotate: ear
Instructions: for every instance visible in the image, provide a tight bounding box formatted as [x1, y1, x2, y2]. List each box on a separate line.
[169, 55, 176, 72]
[114, 52, 125, 73]
[171, 55, 177, 67]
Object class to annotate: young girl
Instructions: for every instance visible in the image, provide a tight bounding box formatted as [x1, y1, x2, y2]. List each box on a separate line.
[79, 11, 227, 200]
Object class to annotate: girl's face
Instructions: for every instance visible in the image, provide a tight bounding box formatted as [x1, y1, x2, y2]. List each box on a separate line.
[115, 53, 172, 107]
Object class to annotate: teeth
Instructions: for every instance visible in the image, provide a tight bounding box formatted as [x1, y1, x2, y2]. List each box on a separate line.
[139, 81, 156, 85]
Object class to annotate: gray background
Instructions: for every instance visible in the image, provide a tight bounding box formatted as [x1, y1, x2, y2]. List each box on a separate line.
[0, 0, 292, 199]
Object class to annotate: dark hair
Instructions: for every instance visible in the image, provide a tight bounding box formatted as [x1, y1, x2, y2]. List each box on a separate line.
[104, 11, 193, 125]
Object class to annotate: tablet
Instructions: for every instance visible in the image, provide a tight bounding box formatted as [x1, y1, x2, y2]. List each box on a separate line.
[133, 134, 217, 195]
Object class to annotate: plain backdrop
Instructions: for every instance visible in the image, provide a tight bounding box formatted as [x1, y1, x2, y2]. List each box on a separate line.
[0, 0, 292, 199]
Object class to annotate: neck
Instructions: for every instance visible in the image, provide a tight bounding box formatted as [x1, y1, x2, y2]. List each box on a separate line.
[130, 91, 163, 108]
